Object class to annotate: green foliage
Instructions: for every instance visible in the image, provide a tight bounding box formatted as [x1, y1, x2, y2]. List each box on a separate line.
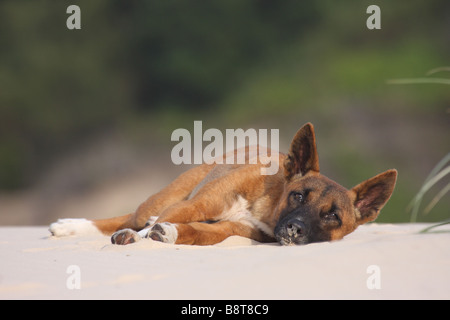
[0, 0, 448, 224]
[408, 153, 449, 222]
[0, 0, 319, 189]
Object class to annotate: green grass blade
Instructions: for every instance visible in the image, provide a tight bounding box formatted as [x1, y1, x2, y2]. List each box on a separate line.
[423, 182, 450, 215]
[408, 164, 450, 222]
[419, 219, 450, 234]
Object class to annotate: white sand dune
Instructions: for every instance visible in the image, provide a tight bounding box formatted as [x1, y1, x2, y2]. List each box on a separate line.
[0, 223, 449, 300]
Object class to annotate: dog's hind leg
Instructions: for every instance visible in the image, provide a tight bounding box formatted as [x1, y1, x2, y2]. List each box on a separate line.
[128, 163, 214, 230]
[49, 164, 214, 237]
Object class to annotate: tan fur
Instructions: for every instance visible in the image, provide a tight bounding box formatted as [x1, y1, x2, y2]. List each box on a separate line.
[72, 123, 397, 246]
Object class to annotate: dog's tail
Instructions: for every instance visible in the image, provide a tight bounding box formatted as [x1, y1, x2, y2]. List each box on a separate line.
[49, 213, 137, 237]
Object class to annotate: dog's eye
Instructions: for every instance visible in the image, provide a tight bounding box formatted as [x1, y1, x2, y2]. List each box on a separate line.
[321, 202, 339, 220]
[326, 212, 338, 220]
[291, 192, 304, 203]
[323, 210, 341, 225]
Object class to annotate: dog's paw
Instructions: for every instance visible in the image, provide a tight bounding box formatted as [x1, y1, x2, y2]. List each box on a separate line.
[49, 218, 102, 237]
[146, 223, 178, 244]
[111, 229, 141, 245]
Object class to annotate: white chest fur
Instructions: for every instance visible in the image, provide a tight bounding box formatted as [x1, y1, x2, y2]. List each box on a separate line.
[217, 196, 274, 237]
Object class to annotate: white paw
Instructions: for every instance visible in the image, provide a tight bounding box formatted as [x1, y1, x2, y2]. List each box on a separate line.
[49, 218, 102, 237]
[111, 229, 141, 245]
[146, 223, 178, 244]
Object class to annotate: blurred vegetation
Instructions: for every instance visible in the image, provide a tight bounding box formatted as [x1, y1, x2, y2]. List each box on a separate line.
[0, 0, 448, 222]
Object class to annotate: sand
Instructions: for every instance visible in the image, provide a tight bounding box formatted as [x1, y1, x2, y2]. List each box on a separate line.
[0, 223, 449, 300]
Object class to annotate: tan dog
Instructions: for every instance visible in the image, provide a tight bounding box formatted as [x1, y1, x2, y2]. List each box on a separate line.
[50, 123, 397, 246]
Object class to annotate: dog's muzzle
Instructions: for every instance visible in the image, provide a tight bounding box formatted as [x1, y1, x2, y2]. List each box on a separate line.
[274, 218, 308, 246]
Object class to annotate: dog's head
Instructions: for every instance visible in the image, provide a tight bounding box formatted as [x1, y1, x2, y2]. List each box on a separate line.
[274, 123, 397, 246]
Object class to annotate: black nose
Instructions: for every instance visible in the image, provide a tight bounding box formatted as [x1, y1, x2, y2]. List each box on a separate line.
[286, 219, 306, 238]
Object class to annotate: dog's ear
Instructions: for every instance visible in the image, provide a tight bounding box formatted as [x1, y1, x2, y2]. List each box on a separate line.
[350, 169, 397, 225]
[283, 123, 320, 180]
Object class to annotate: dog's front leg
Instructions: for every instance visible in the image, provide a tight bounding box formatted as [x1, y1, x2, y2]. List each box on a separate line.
[142, 221, 264, 245]
[112, 220, 271, 245]
[111, 196, 225, 245]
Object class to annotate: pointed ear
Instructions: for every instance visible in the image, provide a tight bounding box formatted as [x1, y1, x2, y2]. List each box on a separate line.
[283, 123, 320, 181]
[350, 169, 398, 225]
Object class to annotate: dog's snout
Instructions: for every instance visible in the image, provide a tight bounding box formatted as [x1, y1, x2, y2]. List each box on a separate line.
[286, 219, 306, 238]
[275, 217, 309, 245]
